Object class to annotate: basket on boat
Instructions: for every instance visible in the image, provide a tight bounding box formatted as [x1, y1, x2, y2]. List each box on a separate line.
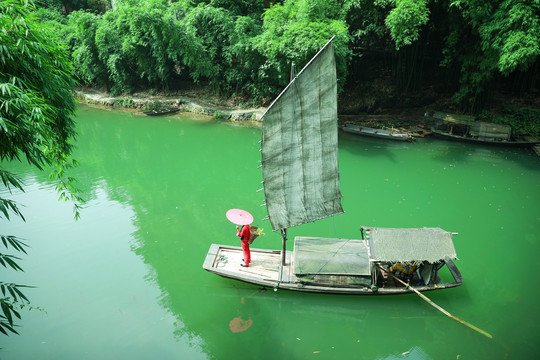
[249, 226, 263, 244]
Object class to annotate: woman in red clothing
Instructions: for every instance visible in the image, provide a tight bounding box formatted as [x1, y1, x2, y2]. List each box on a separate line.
[226, 209, 254, 267]
[236, 224, 251, 267]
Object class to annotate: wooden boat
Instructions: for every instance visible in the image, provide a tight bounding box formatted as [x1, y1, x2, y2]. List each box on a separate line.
[341, 123, 414, 142]
[431, 117, 539, 147]
[203, 37, 463, 295]
[142, 108, 180, 116]
[431, 127, 539, 147]
[203, 228, 463, 294]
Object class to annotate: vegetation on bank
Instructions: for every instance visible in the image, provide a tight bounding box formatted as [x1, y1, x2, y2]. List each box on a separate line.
[35, 1, 539, 116]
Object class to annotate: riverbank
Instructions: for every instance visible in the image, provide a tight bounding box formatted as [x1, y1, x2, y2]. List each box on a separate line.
[74, 87, 538, 142]
[73, 87, 448, 140]
[74, 87, 433, 128]
[74, 88, 266, 122]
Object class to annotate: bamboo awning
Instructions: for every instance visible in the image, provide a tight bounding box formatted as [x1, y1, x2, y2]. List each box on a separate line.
[367, 227, 458, 265]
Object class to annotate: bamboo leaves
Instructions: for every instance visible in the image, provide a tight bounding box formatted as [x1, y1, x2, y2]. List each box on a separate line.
[385, 0, 430, 50]
[0, 301, 21, 336]
[0, 239, 31, 337]
[0, 254, 23, 272]
[0, 234, 29, 336]
[0, 199, 25, 222]
[1, 0, 79, 339]
[1, 235, 28, 255]
[0, 282, 33, 336]
[443, 0, 540, 111]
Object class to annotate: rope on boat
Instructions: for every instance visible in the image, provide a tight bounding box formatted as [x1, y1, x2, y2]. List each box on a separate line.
[217, 254, 228, 267]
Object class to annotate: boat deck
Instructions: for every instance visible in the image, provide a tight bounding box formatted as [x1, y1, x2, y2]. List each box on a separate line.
[212, 246, 289, 282]
[204, 244, 296, 288]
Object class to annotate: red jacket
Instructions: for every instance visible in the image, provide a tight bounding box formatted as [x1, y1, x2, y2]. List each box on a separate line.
[237, 225, 251, 243]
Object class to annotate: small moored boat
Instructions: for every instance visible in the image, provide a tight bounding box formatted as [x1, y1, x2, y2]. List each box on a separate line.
[341, 123, 414, 141]
[431, 124, 539, 147]
[143, 108, 180, 116]
[430, 112, 538, 147]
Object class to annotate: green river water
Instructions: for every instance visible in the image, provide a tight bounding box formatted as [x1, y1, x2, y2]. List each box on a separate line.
[1, 105, 539, 359]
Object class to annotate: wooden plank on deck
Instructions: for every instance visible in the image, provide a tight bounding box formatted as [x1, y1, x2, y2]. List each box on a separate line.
[216, 247, 281, 281]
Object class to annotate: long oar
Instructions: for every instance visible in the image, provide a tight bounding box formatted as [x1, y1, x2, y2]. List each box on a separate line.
[378, 265, 492, 339]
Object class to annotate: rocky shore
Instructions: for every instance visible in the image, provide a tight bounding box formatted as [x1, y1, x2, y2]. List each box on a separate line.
[74, 88, 266, 122]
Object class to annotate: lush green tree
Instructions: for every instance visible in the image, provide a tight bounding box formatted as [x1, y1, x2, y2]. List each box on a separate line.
[93, 4, 156, 93]
[64, 0, 212, 94]
[380, 0, 539, 111]
[384, 0, 430, 50]
[66, 11, 110, 88]
[165, 1, 214, 84]
[0, 0, 81, 335]
[385, 0, 435, 91]
[253, 0, 351, 95]
[36, 0, 111, 14]
[181, 2, 264, 97]
[182, 0, 267, 17]
[442, 0, 540, 111]
[345, 0, 392, 49]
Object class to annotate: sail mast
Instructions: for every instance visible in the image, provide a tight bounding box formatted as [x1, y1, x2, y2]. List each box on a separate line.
[280, 229, 287, 266]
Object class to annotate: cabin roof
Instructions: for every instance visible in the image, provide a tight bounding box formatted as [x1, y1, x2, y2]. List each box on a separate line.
[293, 237, 371, 276]
[367, 227, 457, 264]
[471, 121, 511, 140]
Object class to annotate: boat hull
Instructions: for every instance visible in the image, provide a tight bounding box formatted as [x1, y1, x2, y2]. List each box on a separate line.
[143, 108, 180, 116]
[341, 124, 414, 142]
[431, 128, 539, 147]
[203, 244, 463, 295]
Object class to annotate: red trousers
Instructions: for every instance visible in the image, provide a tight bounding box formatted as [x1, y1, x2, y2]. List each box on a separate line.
[241, 240, 251, 266]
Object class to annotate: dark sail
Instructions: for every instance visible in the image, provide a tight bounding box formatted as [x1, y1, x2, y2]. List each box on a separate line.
[261, 38, 343, 232]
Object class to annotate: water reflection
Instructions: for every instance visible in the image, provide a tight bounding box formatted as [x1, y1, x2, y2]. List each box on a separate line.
[1, 105, 539, 359]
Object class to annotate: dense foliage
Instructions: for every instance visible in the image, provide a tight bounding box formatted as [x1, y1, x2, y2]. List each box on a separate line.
[46, 0, 351, 100]
[33, 0, 539, 117]
[441, 0, 540, 112]
[1, 0, 81, 335]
